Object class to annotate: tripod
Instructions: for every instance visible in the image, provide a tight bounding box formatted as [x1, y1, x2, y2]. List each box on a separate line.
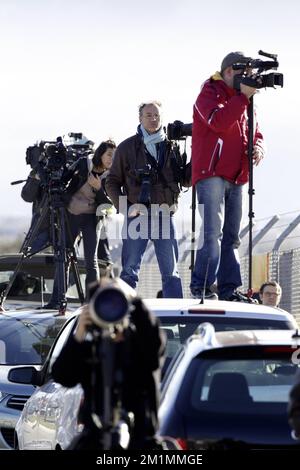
[0, 181, 84, 313]
[247, 96, 255, 294]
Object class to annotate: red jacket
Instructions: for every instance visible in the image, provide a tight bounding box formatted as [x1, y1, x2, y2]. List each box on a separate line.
[192, 73, 264, 186]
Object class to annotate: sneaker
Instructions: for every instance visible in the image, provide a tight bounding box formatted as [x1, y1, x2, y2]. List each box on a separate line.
[220, 290, 258, 304]
[191, 288, 218, 300]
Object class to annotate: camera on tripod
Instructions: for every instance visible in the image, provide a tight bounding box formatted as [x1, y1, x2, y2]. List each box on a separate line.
[89, 278, 136, 331]
[233, 50, 284, 90]
[25, 138, 67, 184]
[167, 120, 192, 141]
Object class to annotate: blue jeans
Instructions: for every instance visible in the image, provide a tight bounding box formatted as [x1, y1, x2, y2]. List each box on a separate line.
[120, 212, 183, 298]
[190, 177, 243, 298]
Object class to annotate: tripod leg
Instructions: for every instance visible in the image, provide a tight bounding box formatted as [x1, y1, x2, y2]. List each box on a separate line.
[64, 210, 85, 304]
[0, 199, 51, 309]
[51, 207, 69, 313]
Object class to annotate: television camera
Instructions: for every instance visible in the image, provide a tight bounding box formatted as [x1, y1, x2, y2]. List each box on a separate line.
[25, 132, 94, 183]
[233, 50, 284, 90]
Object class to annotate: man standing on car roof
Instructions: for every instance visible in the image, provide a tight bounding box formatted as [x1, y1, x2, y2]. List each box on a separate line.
[190, 51, 265, 302]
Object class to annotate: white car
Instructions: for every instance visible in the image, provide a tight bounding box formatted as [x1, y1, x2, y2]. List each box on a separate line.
[11, 298, 298, 450]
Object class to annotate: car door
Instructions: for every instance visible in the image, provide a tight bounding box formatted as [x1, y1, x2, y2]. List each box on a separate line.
[17, 316, 78, 449]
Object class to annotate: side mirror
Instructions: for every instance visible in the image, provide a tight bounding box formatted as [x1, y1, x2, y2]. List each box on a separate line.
[8, 366, 42, 386]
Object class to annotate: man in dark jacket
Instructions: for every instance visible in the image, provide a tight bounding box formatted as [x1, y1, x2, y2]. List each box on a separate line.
[190, 51, 265, 301]
[21, 169, 51, 253]
[51, 281, 165, 450]
[106, 101, 190, 298]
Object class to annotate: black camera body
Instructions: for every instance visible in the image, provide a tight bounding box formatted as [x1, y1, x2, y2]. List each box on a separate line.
[135, 165, 152, 206]
[167, 120, 192, 141]
[233, 50, 284, 91]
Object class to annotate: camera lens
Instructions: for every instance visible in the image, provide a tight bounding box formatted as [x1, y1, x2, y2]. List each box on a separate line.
[90, 287, 129, 328]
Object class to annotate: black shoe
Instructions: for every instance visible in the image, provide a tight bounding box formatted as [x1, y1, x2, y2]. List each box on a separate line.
[37, 302, 60, 310]
[191, 288, 218, 300]
[220, 290, 258, 303]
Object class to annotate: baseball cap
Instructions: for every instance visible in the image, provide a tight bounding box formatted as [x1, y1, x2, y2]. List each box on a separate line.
[220, 51, 251, 73]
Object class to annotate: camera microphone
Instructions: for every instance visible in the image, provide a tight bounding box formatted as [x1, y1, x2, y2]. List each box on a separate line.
[11, 179, 27, 185]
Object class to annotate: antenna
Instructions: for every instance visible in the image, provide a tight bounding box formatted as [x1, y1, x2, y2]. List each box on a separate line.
[200, 257, 210, 305]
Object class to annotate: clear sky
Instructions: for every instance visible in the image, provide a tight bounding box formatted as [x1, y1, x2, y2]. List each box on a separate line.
[1, 0, 299, 223]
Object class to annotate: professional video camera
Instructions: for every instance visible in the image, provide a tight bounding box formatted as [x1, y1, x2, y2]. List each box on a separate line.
[167, 120, 192, 141]
[89, 278, 136, 331]
[25, 137, 67, 184]
[25, 132, 94, 174]
[233, 50, 284, 90]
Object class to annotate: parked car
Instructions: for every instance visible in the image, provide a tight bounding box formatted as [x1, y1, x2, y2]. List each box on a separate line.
[144, 298, 299, 372]
[0, 310, 76, 449]
[158, 325, 300, 449]
[10, 298, 299, 450]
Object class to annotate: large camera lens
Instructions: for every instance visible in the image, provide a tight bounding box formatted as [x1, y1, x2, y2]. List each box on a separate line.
[89, 279, 136, 329]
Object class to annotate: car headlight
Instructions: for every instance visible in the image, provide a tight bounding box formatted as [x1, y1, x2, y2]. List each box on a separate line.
[0, 391, 9, 402]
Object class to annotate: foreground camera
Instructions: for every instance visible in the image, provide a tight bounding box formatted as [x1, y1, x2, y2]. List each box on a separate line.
[89, 278, 136, 329]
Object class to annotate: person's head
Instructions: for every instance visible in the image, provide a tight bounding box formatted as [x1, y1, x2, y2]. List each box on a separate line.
[139, 101, 162, 134]
[259, 281, 282, 307]
[220, 51, 251, 89]
[92, 139, 116, 171]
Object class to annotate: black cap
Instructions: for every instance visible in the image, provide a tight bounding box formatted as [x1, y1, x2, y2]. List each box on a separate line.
[220, 51, 251, 72]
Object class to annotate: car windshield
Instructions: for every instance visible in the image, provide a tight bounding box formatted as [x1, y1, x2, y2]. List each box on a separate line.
[159, 317, 294, 361]
[0, 316, 66, 365]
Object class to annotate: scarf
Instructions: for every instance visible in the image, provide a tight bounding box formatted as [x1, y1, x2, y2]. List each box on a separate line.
[139, 124, 166, 160]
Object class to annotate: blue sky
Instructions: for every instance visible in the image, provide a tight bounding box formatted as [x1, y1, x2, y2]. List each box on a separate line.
[0, 0, 299, 223]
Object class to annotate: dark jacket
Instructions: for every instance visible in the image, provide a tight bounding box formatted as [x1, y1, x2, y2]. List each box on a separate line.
[63, 157, 112, 209]
[105, 133, 190, 212]
[52, 299, 165, 449]
[192, 73, 264, 186]
[21, 170, 50, 232]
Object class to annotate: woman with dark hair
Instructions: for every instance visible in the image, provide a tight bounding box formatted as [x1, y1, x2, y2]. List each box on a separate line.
[45, 140, 116, 308]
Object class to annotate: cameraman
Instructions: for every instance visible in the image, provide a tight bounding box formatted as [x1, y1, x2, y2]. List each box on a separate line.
[21, 169, 50, 253]
[190, 51, 265, 302]
[51, 281, 165, 449]
[106, 101, 190, 298]
[46, 140, 116, 308]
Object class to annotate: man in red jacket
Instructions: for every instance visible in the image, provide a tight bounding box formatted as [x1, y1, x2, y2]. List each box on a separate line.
[190, 51, 264, 301]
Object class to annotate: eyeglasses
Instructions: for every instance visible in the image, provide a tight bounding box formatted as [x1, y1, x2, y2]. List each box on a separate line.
[142, 114, 160, 120]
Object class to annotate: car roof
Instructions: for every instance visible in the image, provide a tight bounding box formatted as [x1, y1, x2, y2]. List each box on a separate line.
[214, 328, 300, 348]
[0, 307, 80, 321]
[143, 298, 297, 323]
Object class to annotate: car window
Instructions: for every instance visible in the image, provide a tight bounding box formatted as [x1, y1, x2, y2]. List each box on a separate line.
[0, 316, 66, 365]
[159, 317, 294, 347]
[48, 316, 78, 371]
[178, 348, 300, 416]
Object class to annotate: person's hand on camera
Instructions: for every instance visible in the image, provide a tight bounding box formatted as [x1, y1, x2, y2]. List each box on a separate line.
[74, 305, 93, 343]
[240, 83, 256, 99]
[88, 173, 101, 191]
[131, 297, 153, 328]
